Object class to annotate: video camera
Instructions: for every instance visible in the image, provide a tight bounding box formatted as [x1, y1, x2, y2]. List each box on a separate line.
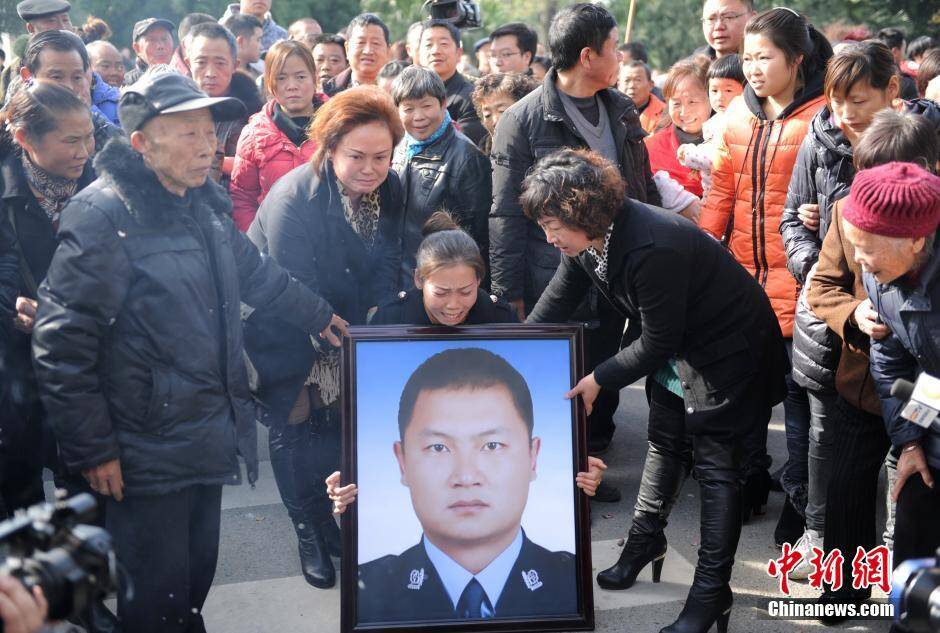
[423, 0, 482, 29]
[0, 493, 118, 631]
[891, 547, 940, 633]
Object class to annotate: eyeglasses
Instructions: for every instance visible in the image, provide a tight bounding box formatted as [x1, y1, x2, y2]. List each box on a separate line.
[491, 50, 522, 61]
[701, 12, 747, 26]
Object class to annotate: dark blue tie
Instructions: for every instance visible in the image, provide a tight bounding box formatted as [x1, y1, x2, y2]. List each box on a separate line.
[456, 578, 493, 618]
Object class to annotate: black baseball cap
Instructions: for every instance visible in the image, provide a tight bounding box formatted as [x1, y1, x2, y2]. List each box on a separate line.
[132, 17, 175, 42]
[120, 72, 245, 134]
[17, 0, 70, 21]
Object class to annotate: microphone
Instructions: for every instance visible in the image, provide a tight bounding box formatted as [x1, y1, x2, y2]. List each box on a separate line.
[895, 373, 940, 429]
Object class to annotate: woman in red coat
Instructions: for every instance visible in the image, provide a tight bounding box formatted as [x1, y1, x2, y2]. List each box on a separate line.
[645, 59, 712, 199]
[230, 40, 326, 231]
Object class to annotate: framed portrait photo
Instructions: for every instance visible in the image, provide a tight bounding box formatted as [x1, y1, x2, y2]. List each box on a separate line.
[340, 324, 594, 633]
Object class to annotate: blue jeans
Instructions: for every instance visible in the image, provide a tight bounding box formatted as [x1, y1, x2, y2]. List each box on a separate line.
[781, 340, 812, 515]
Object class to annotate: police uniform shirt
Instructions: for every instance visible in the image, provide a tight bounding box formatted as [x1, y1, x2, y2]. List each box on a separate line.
[357, 529, 577, 624]
[424, 528, 524, 616]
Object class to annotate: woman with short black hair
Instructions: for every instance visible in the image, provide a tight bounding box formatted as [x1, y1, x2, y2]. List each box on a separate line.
[390, 65, 491, 287]
[525, 149, 788, 633]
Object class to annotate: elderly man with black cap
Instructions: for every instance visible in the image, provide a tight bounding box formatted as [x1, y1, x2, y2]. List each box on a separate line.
[123, 17, 176, 86]
[0, 0, 72, 102]
[31, 71, 349, 633]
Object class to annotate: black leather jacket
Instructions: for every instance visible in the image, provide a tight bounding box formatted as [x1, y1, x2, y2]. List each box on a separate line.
[489, 68, 660, 309]
[392, 124, 491, 288]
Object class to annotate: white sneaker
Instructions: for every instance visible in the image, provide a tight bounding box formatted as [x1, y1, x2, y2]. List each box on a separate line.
[788, 528, 823, 580]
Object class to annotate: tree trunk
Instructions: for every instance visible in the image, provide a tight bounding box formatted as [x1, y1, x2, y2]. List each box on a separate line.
[539, 0, 558, 48]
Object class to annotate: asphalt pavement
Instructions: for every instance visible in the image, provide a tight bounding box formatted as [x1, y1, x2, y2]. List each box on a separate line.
[197, 378, 894, 633]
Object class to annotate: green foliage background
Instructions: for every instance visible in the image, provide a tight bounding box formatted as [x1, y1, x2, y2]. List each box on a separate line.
[1, 0, 937, 69]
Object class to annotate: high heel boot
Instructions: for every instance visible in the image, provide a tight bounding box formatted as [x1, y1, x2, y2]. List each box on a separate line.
[661, 436, 742, 633]
[596, 513, 667, 589]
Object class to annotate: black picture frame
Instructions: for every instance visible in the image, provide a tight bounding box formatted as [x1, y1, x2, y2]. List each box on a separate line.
[340, 324, 593, 633]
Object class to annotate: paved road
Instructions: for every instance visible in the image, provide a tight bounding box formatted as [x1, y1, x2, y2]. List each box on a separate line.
[188, 381, 892, 632]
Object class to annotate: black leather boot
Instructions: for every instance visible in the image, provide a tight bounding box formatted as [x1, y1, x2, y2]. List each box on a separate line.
[320, 516, 342, 558]
[296, 521, 336, 588]
[661, 435, 741, 633]
[774, 496, 805, 547]
[659, 587, 732, 633]
[270, 420, 336, 588]
[597, 513, 667, 589]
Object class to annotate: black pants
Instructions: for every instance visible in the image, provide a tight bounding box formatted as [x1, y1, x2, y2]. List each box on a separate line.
[585, 300, 625, 443]
[822, 397, 890, 593]
[633, 380, 747, 601]
[0, 397, 46, 519]
[269, 402, 341, 530]
[894, 464, 940, 568]
[107, 485, 223, 633]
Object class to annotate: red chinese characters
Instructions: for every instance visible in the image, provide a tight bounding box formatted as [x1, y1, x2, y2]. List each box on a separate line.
[767, 545, 892, 595]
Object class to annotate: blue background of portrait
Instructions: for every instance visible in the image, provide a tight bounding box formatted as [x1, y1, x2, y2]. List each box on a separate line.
[354, 337, 577, 564]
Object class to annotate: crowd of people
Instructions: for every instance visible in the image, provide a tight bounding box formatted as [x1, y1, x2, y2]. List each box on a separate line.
[0, 0, 939, 631]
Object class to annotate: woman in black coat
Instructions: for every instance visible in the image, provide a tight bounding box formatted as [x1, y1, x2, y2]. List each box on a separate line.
[523, 149, 788, 633]
[0, 83, 96, 518]
[245, 86, 404, 590]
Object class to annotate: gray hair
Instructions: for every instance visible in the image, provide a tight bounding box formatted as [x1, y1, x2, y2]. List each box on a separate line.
[391, 65, 446, 106]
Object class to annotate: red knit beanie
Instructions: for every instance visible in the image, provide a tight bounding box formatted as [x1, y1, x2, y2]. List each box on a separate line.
[842, 162, 940, 239]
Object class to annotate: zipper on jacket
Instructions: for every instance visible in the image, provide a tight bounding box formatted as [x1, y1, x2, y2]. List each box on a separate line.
[749, 121, 766, 284]
[756, 120, 775, 287]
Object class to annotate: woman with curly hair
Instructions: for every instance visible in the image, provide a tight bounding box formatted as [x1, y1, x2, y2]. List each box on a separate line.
[470, 72, 538, 153]
[524, 149, 788, 633]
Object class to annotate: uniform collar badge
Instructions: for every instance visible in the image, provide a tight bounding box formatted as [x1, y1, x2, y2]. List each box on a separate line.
[408, 568, 425, 590]
[522, 569, 543, 591]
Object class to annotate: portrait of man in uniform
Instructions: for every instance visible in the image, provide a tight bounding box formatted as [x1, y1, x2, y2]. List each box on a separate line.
[343, 337, 589, 629]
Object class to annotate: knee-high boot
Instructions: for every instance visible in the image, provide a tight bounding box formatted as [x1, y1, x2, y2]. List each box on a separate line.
[660, 435, 741, 633]
[269, 419, 335, 588]
[596, 440, 688, 589]
[599, 381, 692, 590]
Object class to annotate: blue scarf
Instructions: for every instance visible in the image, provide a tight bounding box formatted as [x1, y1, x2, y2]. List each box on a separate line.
[404, 111, 452, 161]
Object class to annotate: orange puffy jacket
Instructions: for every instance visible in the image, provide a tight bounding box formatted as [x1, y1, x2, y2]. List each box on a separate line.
[700, 88, 826, 337]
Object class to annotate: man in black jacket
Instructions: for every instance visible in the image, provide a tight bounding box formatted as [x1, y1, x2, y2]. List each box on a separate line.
[323, 13, 390, 96]
[187, 21, 264, 188]
[390, 65, 491, 287]
[419, 19, 487, 148]
[31, 72, 346, 633]
[490, 3, 659, 318]
[489, 3, 660, 458]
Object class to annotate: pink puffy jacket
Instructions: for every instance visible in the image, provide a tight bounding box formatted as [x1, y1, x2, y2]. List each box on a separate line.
[229, 99, 321, 231]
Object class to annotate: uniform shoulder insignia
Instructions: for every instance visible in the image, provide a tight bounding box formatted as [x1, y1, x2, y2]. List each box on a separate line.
[398, 291, 408, 300]
[490, 294, 499, 303]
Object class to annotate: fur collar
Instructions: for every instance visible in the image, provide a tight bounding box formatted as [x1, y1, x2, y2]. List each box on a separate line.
[229, 71, 264, 117]
[93, 137, 232, 228]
